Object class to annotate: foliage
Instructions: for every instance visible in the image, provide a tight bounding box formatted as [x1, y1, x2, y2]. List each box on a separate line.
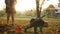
[45, 4, 56, 18]
[24, 9, 36, 17]
[0, 10, 6, 17]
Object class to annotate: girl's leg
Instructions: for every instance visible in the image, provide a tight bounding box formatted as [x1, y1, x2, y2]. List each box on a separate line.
[39, 26, 43, 34]
[11, 13, 14, 26]
[6, 13, 10, 25]
[34, 26, 38, 34]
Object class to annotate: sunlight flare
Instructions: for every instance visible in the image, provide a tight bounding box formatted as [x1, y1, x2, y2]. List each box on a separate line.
[15, 0, 36, 13]
[0, 0, 59, 13]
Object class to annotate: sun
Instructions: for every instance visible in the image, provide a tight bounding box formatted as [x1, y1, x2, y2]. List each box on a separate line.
[15, 0, 36, 13]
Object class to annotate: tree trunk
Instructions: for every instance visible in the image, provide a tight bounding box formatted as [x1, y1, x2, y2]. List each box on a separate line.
[36, 0, 40, 18]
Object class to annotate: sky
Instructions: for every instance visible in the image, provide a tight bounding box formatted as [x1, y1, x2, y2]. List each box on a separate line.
[0, 0, 59, 13]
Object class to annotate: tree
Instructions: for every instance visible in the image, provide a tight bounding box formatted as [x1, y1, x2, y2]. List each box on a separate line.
[15, 12, 21, 15]
[36, 0, 45, 18]
[0, 9, 6, 17]
[46, 4, 56, 17]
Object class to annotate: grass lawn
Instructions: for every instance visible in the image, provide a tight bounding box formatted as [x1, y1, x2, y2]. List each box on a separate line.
[0, 17, 60, 34]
